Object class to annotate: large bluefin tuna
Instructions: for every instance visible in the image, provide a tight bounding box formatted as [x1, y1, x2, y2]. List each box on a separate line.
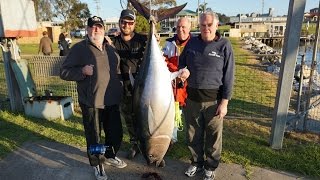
[128, 0, 187, 167]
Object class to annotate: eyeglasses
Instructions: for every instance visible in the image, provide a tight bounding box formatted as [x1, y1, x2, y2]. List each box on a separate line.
[121, 20, 134, 26]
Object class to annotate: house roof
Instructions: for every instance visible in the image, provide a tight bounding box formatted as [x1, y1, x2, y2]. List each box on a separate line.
[177, 10, 197, 16]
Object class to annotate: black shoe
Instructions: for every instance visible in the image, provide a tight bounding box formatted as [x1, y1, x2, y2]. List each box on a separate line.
[127, 144, 140, 159]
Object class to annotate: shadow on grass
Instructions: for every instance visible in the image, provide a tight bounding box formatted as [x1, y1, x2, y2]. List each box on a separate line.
[228, 98, 274, 119]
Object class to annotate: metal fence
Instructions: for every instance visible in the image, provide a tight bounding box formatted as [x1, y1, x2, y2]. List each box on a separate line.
[0, 54, 319, 133]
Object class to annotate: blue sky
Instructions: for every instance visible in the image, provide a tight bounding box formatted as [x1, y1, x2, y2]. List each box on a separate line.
[81, 0, 319, 19]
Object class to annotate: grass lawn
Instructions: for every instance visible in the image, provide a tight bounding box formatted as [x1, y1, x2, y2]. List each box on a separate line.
[0, 37, 319, 178]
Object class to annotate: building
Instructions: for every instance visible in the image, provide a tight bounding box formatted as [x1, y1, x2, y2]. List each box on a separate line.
[18, 21, 62, 44]
[105, 17, 119, 31]
[304, 8, 318, 22]
[160, 9, 198, 30]
[229, 8, 287, 38]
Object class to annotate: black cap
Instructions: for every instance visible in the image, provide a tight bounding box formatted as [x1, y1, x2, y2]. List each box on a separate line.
[120, 9, 136, 20]
[87, 16, 104, 27]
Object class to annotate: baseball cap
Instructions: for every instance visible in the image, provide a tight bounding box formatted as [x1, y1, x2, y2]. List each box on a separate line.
[87, 16, 104, 27]
[120, 9, 136, 20]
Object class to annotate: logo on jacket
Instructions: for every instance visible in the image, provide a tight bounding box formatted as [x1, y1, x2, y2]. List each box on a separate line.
[208, 51, 221, 58]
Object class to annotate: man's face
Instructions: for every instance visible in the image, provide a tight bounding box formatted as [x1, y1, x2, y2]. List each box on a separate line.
[119, 17, 135, 35]
[87, 24, 105, 45]
[176, 18, 191, 41]
[200, 14, 219, 42]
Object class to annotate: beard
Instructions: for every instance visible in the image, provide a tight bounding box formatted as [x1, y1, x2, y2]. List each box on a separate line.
[120, 28, 132, 36]
[88, 33, 104, 46]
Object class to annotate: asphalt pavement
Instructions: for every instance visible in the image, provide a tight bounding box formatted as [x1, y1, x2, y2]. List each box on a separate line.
[0, 141, 311, 180]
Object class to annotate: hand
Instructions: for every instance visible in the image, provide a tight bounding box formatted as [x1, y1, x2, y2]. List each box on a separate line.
[216, 99, 228, 118]
[82, 64, 94, 76]
[155, 34, 160, 43]
[178, 68, 190, 82]
[104, 36, 113, 45]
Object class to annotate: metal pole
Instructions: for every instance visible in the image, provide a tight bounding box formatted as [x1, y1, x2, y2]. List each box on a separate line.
[198, 0, 200, 30]
[270, 0, 306, 149]
[0, 38, 23, 111]
[303, 0, 320, 131]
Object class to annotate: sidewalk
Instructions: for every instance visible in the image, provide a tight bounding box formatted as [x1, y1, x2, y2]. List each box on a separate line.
[0, 141, 309, 180]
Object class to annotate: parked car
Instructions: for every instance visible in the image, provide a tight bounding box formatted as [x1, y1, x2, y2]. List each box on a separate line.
[74, 29, 86, 38]
[160, 27, 173, 33]
[106, 27, 120, 37]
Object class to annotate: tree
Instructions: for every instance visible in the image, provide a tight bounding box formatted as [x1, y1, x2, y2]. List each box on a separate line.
[196, 3, 207, 14]
[33, 0, 54, 21]
[33, 0, 90, 31]
[50, 0, 91, 31]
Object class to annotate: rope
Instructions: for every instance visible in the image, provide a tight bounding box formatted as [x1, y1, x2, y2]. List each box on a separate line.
[174, 102, 183, 131]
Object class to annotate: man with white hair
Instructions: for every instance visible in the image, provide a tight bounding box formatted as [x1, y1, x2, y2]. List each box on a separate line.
[60, 15, 127, 180]
[162, 17, 192, 146]
[180, 11, 235, 180]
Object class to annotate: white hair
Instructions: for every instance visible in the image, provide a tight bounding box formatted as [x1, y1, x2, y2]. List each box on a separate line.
[200, 10, 219, 22]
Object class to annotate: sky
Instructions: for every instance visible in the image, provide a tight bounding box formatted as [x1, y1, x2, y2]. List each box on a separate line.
[81, 0, 319, 20]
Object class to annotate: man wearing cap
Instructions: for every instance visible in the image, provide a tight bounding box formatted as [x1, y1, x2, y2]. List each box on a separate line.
[60, 16, 127, 179]
[111, 9, 147, 160]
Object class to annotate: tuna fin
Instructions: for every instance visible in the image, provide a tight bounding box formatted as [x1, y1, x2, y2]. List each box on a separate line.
[129, 0, 187, 23]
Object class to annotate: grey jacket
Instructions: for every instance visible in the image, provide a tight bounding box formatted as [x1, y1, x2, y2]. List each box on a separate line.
[60, 38, 122, 108]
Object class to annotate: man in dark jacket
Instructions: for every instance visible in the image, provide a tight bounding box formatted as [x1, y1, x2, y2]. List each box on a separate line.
[111, 9, 147, 159]
[60, 16, 126, 180]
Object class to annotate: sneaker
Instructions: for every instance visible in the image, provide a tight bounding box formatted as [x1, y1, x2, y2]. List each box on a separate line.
[185, 165, 203, 177]
[104, 157, 127, 168]
[203, 169, 216, 180]
[93, 165, 108, 180]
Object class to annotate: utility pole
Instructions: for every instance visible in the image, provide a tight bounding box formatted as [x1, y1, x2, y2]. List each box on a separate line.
[262, 0, 264, 14]
[94, 0, 101, 17]
[198, 0, 200, 30]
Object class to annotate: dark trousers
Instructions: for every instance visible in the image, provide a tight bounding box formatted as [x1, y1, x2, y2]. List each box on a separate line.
[184, 99, 223, 171]
[120, 95, 137, 144]
[80, 104, 123, 166]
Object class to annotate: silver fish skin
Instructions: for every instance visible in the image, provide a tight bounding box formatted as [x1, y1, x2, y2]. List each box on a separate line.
[129, 0, 187, 167]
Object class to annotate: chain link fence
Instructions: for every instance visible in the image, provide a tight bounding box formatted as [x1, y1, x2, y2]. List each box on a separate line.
[0, 54, 319, 134]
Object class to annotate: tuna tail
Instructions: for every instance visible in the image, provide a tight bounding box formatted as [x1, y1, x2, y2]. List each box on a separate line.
[128, 0, 187, 23]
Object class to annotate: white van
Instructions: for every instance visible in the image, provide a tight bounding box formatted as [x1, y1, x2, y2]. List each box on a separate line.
[74, 29, 86, 38]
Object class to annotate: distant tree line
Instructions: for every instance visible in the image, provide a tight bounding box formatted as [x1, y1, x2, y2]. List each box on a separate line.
[32, 0, 91, 31]
[32, 0, 230, 33]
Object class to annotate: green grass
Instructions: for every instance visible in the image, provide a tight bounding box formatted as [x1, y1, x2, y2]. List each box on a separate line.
[0, 37, 319, 179]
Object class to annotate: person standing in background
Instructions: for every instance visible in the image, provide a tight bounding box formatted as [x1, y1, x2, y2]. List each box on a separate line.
[180, 11, 235, 180]
[38, 31, 53, 55]
[58, 33, 70, 56]
[162, 17, 192, 146]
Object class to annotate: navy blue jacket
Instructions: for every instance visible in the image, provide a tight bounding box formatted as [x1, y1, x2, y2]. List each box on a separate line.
[179, 33, 235, 100]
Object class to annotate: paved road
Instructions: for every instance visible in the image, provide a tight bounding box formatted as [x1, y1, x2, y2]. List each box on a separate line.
[0, 141, 310, 180]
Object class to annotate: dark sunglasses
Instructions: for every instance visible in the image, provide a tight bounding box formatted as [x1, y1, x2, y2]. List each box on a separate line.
[121, 20, 134, 26]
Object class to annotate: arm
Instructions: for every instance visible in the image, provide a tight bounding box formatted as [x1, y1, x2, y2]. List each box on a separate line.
[60, 44, 88, 81]
[50, 40, 53, 53]
[217, 40, 235, 118]
[221, 40, 235, 101]
[38, 39, 42, 54]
